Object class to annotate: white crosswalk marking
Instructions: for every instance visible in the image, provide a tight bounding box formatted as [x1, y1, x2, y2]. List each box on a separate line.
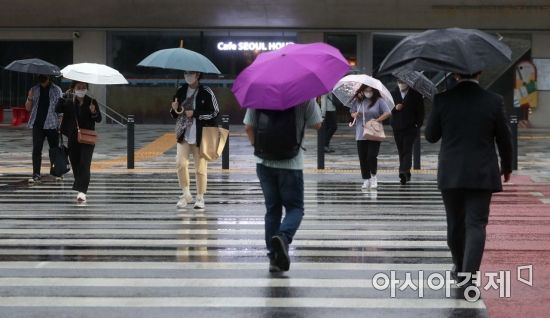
[0, 175, 487, 317]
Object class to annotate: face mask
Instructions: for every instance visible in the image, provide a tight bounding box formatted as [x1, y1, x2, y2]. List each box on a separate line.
[364, 92, 373, 99]
[184, 74, 197, 85]
[398, 83, 409, 91]
[74, 89, 87, 98]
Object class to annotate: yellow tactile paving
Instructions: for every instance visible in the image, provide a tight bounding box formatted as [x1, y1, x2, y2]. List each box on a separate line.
[92, 133, 176, 171]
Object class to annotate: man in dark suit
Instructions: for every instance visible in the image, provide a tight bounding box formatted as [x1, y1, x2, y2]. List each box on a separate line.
[425, 72, 513, 284]
[391, 80, 425, 185]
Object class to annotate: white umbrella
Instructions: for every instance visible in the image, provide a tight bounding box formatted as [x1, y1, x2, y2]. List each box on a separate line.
[61, 63, 128, 85]
[332, 74, 394, 108]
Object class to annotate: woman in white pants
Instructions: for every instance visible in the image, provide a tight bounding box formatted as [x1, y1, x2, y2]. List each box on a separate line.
[170, 71, 219, 209]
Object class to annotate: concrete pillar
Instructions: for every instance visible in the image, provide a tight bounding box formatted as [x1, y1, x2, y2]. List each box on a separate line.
[531, 33, 550, 128]
[73, 31, 108, 115]
[357, 32, 373, 75]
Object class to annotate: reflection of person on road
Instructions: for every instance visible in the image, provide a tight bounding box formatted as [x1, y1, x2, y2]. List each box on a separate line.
[319, 93, 338, 153]
[350, 85, 391, 190]
[56, 81, 102, 203]
[25, 75, 63, 184]
[425, 72, 513, 286]
[171, 71, 219, 210]
[390, 79, 425, 185]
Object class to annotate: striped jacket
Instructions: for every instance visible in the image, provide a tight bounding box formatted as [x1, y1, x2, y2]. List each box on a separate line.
[27, 83, 62, 130]
[170, 84, 220, 146]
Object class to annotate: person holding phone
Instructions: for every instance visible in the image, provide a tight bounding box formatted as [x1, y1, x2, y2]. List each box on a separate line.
[56, 81, 102, 203]
[170, 71, 219, 210]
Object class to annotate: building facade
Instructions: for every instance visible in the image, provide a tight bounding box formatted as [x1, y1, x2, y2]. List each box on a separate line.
[1, 0, 549, 125]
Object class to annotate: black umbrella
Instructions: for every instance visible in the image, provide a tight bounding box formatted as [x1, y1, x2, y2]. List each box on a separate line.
[4, 58, 61, 76]
[378, 28, 512, 76]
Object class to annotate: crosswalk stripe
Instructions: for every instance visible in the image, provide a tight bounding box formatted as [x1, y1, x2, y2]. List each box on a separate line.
[0, 174, 487, 316]
[0, 297, 485, 309]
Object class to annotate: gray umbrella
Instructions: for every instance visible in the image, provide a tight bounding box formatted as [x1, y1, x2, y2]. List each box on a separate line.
[378, 28, 512, 76]
[4, 58, 61, 76]
[393, 70, 437, 100]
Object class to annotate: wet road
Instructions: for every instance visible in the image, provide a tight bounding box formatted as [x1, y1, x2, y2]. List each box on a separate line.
[0, 173, 487, 318]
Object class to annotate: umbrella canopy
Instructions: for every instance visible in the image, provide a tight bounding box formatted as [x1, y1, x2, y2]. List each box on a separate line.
[61, 63, 128, 85]
[137, 48, 221, 74]
[231, 42, 350, 110]
[332, 74, 395, 108]
[4, 58, 61, 76]
[393, 70, 437, 100]
[377, 28, 512, 75]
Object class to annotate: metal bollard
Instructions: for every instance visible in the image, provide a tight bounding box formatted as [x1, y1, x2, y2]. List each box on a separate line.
[222, 115, 230, 170]
[413, 129, 421, 170]
[127, 115, 135, 169]
[510, 114, 518, 171]
[317, 123, 326, 170]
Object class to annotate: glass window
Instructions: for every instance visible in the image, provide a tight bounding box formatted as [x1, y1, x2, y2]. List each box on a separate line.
[107, 30, 297, 84]
[326, 33, 357, 66]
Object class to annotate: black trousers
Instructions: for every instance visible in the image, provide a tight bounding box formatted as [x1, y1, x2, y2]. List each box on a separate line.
[32, 127, 59, 176]
[323, 111, 338, 147]
[68, 136, 95, 193]
[393, 128, 418, 174]
[356, 140, 380, 179]
[441, 189, 493, 275]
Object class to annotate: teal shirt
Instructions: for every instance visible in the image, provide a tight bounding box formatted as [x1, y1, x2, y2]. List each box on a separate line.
[243, 99, 322, 170]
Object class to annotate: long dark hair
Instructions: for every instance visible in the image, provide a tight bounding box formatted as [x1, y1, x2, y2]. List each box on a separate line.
[351, 84, 381, 108]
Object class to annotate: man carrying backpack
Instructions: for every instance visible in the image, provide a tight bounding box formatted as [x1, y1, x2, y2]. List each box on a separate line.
[244, 99, 322, 273]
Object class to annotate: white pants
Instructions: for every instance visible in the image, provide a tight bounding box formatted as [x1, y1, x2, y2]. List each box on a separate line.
[176, 142, 207, 195]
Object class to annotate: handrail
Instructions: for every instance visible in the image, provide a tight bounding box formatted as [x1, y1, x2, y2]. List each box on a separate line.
[94, 99, 128, 125]
[87, 94, 128, 127]
[101, 110, 126, 127]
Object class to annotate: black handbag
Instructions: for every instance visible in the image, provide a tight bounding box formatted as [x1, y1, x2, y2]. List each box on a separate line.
[49, 132, 70, 177]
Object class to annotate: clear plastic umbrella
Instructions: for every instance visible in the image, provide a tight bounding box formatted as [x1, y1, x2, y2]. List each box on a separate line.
[332, 74, 395, 108]
[392, 70, 437, 100]
[61, 63, 128, 85]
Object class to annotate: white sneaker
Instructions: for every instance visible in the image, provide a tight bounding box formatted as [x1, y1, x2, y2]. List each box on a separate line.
[55, 176, 63, 181]
[194, 195, 205, 210]
[182, 188, 193, 203]
[76, 192, 87, 202]
[361, 180, 370, 189]
[370, 176, 378, 189]
[176, 196, 188, 209]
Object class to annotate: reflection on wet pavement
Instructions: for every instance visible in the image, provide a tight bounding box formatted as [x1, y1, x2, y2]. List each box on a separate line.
[0, 173, 490, 318]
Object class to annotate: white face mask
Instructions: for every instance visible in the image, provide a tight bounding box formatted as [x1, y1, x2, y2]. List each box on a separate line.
[364, 92, 373, 99]
[74, 89, 87, 98]
[184, 74, 197, 85]
[398, 83, 409, 92]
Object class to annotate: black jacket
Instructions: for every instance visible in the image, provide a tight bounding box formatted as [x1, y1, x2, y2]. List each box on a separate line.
[425, 81, 513, 192]
[170, 84, 219, 146]
[390, 88, 425, 131]
[56, 95, 102, 138]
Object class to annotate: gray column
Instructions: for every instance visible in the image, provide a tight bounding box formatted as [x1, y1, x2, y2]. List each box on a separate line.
[357, 32, 373, 74]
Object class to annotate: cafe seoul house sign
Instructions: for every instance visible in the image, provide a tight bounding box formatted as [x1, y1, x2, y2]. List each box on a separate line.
[217, 41, 295, 52]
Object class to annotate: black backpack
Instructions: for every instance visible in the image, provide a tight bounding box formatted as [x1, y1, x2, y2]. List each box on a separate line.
[254, 108, 306, 160]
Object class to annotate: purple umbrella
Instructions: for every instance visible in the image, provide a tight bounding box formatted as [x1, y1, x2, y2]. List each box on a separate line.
[231, 43, 350, 110]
